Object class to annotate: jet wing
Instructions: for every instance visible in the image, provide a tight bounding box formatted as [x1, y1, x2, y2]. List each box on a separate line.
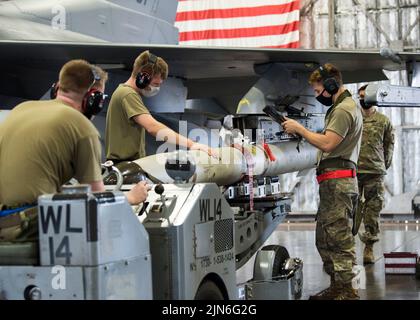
[0, 16, 107, 43]
[0, 40, 418, 108]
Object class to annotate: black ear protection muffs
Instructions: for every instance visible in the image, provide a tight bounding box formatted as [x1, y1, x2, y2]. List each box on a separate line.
[319, 65, 339, 95]
[50, 67, 106, 119]
[50, 82, 59, 99]
[81, 88, 106, 119]
[135, 52, 158, 89]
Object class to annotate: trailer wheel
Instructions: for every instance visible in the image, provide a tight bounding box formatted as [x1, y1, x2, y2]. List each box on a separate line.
[194, 280, 224, 300]
[261, 245, 290, 277]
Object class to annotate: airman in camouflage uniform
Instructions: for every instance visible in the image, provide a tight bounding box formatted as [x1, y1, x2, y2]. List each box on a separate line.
[283, 64, 362, 300]
[357, 85, 394, 264]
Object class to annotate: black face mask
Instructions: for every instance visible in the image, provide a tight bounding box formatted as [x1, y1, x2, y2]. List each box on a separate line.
[316, 89, 333, 106]
[359, 99, 371, 109]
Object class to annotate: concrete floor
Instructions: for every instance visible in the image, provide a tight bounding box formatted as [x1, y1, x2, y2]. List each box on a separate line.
[237, 221, 420, 300]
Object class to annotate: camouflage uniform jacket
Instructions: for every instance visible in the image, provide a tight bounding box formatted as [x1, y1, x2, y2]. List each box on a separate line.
[357, 110, 394, 174]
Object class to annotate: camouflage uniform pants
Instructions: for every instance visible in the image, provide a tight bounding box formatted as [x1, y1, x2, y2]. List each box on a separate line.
[316, 177, 358, 285]
[357, 173, 384, 244]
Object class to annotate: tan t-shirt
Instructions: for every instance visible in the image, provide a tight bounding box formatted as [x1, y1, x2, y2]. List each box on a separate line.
[317, 90, 363, 165]
[0, 100, 102, 207]
[105, 84, 150, 161]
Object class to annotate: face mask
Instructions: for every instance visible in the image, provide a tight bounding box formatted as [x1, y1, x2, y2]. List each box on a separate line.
[141, 85, 160, 98]
[316, 89, 333, 106]
[359, 99, 370, 109]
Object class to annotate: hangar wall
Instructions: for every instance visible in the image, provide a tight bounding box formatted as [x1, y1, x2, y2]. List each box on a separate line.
[290, 0, 420, 213]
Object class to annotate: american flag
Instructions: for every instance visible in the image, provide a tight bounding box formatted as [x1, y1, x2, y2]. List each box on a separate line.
[175, 0, 300, 48]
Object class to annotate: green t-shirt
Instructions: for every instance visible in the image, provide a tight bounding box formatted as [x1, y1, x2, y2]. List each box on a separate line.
[358, 110, 394, 174]
[0, 100, 102, 207]
[317, 90, 363, 165]
[105, 84, 150, 161]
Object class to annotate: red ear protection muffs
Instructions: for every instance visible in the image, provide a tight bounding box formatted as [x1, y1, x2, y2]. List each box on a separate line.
[135, 52, 158, 89]
[319, 65, 339, 95]
[50, 67, 106, 119]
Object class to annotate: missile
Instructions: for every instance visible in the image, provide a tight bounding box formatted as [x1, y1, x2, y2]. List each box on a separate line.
[132, 141, 318, 185]
[134, 146, 246, 185]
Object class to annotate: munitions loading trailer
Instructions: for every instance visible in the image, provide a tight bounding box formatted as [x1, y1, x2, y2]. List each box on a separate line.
[0, 158, 303, 300]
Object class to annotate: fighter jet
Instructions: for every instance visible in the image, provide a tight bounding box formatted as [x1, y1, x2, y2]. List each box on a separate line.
[0, 0, 179, 107]
[1, 0, 419, 183]
[1, 1, 420, 293]
[0, 0, 178, 43]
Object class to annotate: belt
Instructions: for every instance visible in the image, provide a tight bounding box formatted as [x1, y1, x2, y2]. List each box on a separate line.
[316, 169, 356, 184]
[317, 158, 356, 173]
[0, 206, 37, 229]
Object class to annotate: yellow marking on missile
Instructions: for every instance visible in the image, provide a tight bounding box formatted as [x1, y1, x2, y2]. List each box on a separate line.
[237, 98, 250, 113]
[251, 145, 257, 156]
